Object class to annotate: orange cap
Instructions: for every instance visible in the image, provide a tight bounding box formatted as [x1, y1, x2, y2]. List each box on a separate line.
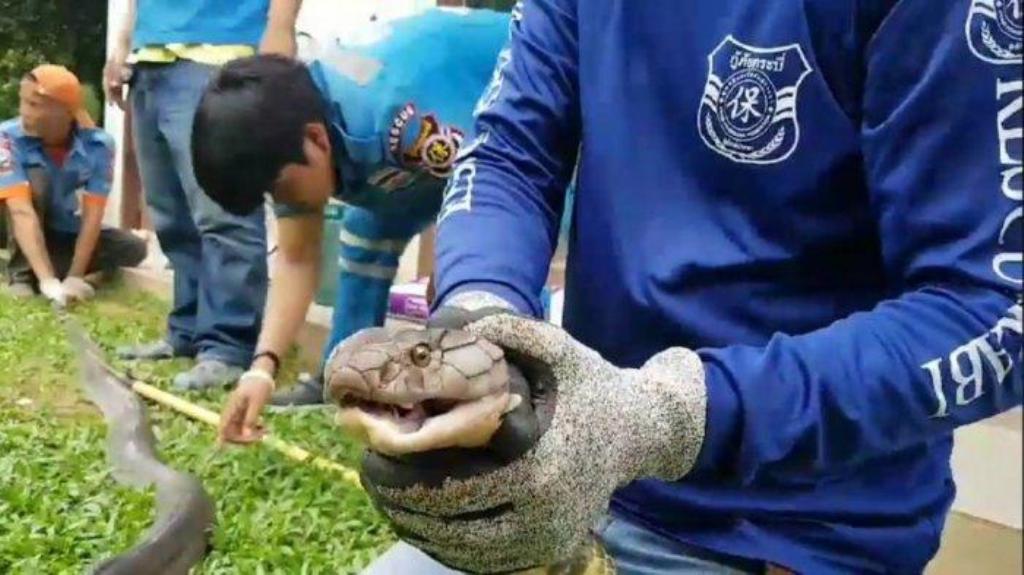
[29, 64, 95, 129]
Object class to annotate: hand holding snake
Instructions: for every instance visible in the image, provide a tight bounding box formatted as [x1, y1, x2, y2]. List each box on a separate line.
[325, 303, 710, 574]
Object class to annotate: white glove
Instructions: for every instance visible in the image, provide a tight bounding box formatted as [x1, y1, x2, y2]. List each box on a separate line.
[39, 278, 68, 307]
[63, 276, 96, 301]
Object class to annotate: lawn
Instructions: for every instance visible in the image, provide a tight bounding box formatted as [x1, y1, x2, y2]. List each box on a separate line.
[0, 279, 394, 574]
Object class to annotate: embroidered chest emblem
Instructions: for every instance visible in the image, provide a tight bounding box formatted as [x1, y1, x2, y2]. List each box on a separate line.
[967, 0, 1023, 64]
[697, 36, 813, 165]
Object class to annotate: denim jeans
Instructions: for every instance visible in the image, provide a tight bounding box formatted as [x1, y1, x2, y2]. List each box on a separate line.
[130, 60, 267, 366]
[319, 199, 438, 369]
[361, 511, 758, 575]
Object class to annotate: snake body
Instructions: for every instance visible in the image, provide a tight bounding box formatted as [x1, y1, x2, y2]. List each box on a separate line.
[68, 321, 216, 574]
[326, 326, 615, 575]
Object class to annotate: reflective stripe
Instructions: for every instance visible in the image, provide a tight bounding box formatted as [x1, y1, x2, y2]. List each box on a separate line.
[339, 258, 398, 280]
[339, 229, 407, 254]
[0, 182, 30, 201]
[82, 193, 108, 208]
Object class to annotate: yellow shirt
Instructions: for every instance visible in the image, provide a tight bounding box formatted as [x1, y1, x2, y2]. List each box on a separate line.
[129, 44, 255, 67]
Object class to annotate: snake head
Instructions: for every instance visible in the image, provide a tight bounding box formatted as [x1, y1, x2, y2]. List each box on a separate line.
[324, 327, 521, 456]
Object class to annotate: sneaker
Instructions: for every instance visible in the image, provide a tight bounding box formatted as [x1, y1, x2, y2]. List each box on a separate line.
[4, 282, 35, 299]
[267, 373, 328, 411]
[172, 360, 244, 390]
[116, 340, 185, 361]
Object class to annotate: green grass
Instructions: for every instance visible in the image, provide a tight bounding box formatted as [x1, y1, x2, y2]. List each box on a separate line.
[0, 279, 394, 574]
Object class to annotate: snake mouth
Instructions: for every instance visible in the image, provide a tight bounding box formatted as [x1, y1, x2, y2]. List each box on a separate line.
[335, 393, 463, 434]
[334, 390, 519, 456]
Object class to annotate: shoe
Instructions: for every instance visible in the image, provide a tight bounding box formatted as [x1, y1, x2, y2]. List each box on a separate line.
[172, 360, 244, 390]
[267, 373, 328, 411]
[116, 340, 183, 361]
[4, 282, 35, 299]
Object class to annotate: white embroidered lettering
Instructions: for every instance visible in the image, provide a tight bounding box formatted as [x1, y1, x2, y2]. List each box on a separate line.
[925, 304, 1022, 417]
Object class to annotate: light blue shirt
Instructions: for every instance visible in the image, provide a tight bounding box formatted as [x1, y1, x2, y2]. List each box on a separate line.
[133, 0, 269, 49]
[275, 8, 510, 218]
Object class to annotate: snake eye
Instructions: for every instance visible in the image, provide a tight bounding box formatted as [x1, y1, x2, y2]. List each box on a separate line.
[410, 343, 432, 367]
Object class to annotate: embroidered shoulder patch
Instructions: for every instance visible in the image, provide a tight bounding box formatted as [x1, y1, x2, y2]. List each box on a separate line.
[387, 104, 464, 178]
[0, 135, 15, 177]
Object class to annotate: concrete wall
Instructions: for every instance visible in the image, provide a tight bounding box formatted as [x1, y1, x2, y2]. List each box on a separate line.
[950, 408, 1022, 529]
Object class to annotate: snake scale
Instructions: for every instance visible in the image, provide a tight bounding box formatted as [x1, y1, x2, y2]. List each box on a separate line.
[326, 326, 616, 575]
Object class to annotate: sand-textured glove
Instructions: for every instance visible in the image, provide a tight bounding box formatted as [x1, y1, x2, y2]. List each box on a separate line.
[362, 310, 708, 574]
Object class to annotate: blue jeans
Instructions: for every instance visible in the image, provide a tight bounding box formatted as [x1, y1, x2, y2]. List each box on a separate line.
[131, 60, 267, 366]
[319, 200, 438, 368]
[361, 512, 757, 575]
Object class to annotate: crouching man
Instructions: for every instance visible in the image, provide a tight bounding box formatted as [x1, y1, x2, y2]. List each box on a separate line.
[1, 65, 146, 305]
[192, 8, 511, 415]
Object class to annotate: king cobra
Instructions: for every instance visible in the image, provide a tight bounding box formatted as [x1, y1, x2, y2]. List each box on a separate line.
[66, 320, 216, 574]
[325, 327, 615, 575]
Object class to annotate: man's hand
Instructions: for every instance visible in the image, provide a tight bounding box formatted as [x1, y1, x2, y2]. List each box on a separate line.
[103, 52, 131, 110]
[62, 276, 96, 301]
[423, 303, 542, 464]
[360, 311, 709, 574]
[104, 0, 135, 109]
[39, 278, 67, 307]
[218, 373, 274, 445]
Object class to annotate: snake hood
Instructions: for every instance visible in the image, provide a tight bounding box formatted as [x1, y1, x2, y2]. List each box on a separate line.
[324, 327, 526, 456]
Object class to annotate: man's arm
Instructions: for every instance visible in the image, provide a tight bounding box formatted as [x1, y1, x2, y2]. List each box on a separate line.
[433, 0, 580, 316]
[433, 0, 1021, 480]
[260, 0, 303, 57]
[218, 210, 322, 444]
[112, 0, 136, 55]
[6, 195, 57, 282]
[690, 0, 1022, 480]
[69, 137, 117, 279]
[1, 135, 58, 283]
[249, 211, 323, 374]
[104, 0, 136, 109]
[66, 197, 105, 278]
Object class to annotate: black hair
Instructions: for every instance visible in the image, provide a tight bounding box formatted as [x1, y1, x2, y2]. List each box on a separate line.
[192, 55, 328, 215]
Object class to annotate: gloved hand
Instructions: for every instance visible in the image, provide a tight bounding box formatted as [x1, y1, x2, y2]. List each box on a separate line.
[39, 277, 68, 307]
[353, 300, 543, 494]
[361, 307, 708, 574]
[421, 297, 543, 464]
[62, 276, 96, 301]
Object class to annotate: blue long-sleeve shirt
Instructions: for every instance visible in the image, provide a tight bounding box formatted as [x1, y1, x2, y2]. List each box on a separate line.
[434, 0, 1023, 572]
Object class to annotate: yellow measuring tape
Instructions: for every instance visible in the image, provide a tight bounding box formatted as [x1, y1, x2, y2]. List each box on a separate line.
[54, 308, 360, 485]
[118, 367, 363, 489]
